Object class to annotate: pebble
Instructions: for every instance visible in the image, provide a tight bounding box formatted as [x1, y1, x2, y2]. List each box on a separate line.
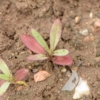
[34, 63, 40, 66]
[61, 68, 67, 73]
[16, 86, 23, 91]
[97, 89, 100, 95]
[75, 16, 81, 24]
[28, 66, 32, 69]
[70, 11, 76, 18]
[58, 91, 60, 93]
[59, 79, 63, 81]
[94, 19, 100, 28]
[79, 29, 89, 36]
[11, 53, 14, 56]
[89, 12, 93, 18]
[96, 12, 100, 18]
[33, 69, 38, 73]
[66, 71, 71, 77]
[71, 66, 78, 72]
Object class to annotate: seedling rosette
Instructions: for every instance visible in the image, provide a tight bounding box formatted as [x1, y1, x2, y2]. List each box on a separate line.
[21, 19, 73, 66]
[0, 58, 29, 96]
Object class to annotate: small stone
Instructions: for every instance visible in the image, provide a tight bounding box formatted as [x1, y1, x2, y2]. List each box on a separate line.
[97, 72, 100, 81]
[97, 89, 100, 95]
[79, 29, 89, 36]
[33, 69, 38, 73]
[58, 91, 60, 93]
[94, 19, 100, 28]
[84, 36, 90, 42]
[61, 68, 67, 73]
[28, 66, 32, 69]
[70, 11, 76, 18]
[20, 52, 25, 54]
[89, 12, 93, 18]
[46, 86, 51, 90]
[59, 79, 63, 81]
[96, 12, 100, 18]
[16, 86, 23, 91]
[75, 16, 81, 24]
[71, 66, 78, 72]
[34, 63, 40, 66]
[94, 57, 100, 62]
[66, 71, 71, 77]
[11, 53, 14, 56]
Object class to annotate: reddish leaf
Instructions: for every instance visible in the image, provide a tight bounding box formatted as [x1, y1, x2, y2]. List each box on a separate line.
[21, 34, 45, 54]
[53, 55, 73, 65]
[15, 68, 29, 81]
[34, 71, 51, 82]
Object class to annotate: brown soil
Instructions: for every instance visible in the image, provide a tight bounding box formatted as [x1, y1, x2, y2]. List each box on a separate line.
[0, 0, 100, 100]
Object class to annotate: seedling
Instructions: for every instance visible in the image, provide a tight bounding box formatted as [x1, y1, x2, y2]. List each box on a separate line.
[21, 19, 72, 65]
[0, 58, 29, 96]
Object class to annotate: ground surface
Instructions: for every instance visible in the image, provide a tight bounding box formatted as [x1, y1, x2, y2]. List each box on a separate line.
[0, 0, 100, 100]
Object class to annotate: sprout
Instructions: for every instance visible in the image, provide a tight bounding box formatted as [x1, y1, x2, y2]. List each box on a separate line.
[0, 58, 29, 96]
[21, 19, 73, 66]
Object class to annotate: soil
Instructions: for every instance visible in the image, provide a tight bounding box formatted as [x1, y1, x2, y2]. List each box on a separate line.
[0, 0, 100, 100]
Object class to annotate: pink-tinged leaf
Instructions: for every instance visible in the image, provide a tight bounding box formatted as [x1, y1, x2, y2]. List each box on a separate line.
[21, 34, 45, 54]
[15, 68, 29, 81]
[34, 71, 51, 82]
[53, 55, 73, 65]
[27, 54, 48, 61]
[50, 19, 62, 51]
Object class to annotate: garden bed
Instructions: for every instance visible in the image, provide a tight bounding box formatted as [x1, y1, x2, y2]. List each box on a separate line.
[0, 0, 100, 100]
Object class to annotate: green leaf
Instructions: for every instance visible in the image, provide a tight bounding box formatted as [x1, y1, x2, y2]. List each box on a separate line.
[53, 49, 69, 56]
[31, 29, 50, 53]
[0, 74, 11, 81]
[50, 19, 62, 51]
[27, 54, 48, 61]
[0, 58, 12, 76]
[0, 81, 10, 96]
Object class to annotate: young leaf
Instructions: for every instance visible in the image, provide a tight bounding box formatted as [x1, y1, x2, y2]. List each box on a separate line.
[0, 58, 11, 76]
[27, 54, 48, 61]
[0, 82, 10, 96]
[0, 74, 11, 81]
[21, 34, 45, 54]
[15, 68, 29, 81]
[50, 19, 62, 51]
[31, 29, 50, 53]
[53, 49, 69, 56]
[53, 55, 73, 65]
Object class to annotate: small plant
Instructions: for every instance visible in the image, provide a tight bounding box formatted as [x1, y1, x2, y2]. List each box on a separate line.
[21, 19, 72, 65]
[0, 58, 29, 96]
